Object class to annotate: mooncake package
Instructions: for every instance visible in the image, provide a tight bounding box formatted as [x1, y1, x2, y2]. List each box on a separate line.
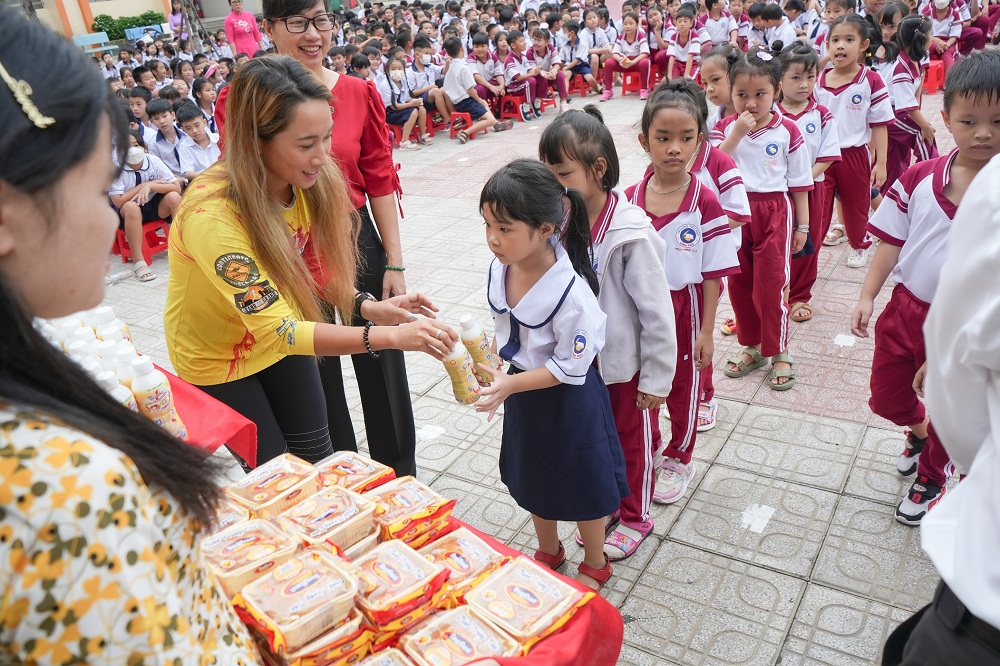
[202, 518, 298, 597]
[209, 497, 251, 535]
[253, 609, 374, 666]
[400, 606, 522, 666]
[418, 527, 507, 604]
[280, 486, 375, 551]
[316, 451, 396, 493]
[353, 541, 451, 632]
[356, 647, 415, 666]
[227, 453, 320, 517]
[235, 549, 358, 653]
[344, 526, 380, 561]
[364, 477, 456, 545]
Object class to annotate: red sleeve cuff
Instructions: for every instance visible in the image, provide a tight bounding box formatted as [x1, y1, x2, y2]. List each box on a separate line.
[703, 266, 741, 280]
[816, 155, 841, 163]
[894, 104, 918, 113]
[726, 212, 752, 225]
[871, 119, 895, 126]
[788, 184, 814, 192]
[867, 225, 904, 246]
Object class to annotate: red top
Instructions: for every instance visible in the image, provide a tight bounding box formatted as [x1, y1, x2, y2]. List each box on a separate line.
[214, 73, 399, 210]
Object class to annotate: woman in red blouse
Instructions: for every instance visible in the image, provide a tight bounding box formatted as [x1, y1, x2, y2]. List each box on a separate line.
[215, 0, 419, 476]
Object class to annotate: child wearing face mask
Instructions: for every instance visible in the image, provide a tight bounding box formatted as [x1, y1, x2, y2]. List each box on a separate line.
[378, 56, 429, 149]
[408, 34, 452, 123]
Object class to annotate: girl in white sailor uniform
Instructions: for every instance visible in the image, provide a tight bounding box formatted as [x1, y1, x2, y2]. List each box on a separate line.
[476, 159, 629, 592]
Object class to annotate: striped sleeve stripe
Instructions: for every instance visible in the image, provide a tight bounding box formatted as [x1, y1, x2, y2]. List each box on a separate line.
[885, 185, 909, 213]
[718, 175, 743, 192]
[702, 226, 731, 242]
[872, 91, 890, 104]
[789, 134, 805, 152]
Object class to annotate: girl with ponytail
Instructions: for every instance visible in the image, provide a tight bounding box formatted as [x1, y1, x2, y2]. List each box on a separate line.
[476, 158, 630, 591]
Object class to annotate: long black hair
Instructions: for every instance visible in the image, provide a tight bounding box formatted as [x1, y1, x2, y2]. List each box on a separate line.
[896, 14, 932, 64]
[0, 7, 223, 526]
[480, 159, 599, 295]
[538, 104, 621, 191]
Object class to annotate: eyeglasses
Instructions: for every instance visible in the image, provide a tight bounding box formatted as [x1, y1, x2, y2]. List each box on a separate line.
[274, 13, 337, 32]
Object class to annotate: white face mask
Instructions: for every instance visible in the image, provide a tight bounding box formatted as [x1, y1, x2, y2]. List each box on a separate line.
[420, 54, 432, 65]
[933, 0, 950, 8]
[390, 69, 405, 81]
[126, 147, 145, 164]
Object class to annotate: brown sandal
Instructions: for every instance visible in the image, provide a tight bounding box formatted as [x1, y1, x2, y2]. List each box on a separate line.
[789, 302, 814, 322]
[577, 556, 612, 590]
[533, 542, 566, 570]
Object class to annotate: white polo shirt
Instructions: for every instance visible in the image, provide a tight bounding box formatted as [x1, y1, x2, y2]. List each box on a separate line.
[777, 99, 842, 183]
[921, 5, 963, 39]
[559, 37, 590, 67]
[815, 66, 894, 148]
[527, 43, 561, 71]
[667, 30, 701, 64]
[444, 58, 477, 104]
[766, 17, 797, 47]
[468, 51, 504, 80]
[108, 154, 176, 196]
[581, 25, 610, 50]
[504, 50, 534, 86]
[710, 112, 815, 193]
[148, 127, 187, 178]
[377, 75, 415, 107]
[177, 134, 221, 176]
[613, 31, 650, 58]
[701, 12, 737, 44]
[406, 61, 443, 91]
[689, 139, 753, 225]
[891, 52, 923, 114]
[624, 176, 740, 290]
[867, 149, 958, 304]
[487, 240, 606, 384]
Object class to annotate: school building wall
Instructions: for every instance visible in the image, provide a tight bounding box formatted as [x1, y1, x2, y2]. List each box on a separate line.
[37, 0, 171, 38]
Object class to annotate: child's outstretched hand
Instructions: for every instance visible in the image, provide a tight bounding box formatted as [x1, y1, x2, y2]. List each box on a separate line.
[474, 363, 509, 421]
[694, 329, 714, 371]
[851, 298, 874, 338]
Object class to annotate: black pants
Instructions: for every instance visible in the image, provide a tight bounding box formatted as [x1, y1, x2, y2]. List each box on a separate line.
[318, 205, 417, 476]
[196, 355, 334, 466]
[883, 582, 1000, 665]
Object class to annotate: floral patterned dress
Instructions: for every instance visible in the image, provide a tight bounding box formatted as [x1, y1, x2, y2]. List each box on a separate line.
[0, 402, 261, 664]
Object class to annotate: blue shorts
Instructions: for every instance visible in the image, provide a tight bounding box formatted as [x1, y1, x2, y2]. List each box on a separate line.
[385, 106, 416, 126]
[419, 91, 436, 111]
[570, 63, 593, 77]
[454, 97, 488, 120]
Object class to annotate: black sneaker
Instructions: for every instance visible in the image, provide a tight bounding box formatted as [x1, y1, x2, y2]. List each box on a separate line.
[895, 475, 946, 525]
[532, 100, 543, 118]
[896, 430, 927, 476]
[519, 102, 533, 122]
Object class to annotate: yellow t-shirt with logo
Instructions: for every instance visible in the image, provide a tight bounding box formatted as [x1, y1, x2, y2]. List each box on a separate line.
[165, 173, 317, 386]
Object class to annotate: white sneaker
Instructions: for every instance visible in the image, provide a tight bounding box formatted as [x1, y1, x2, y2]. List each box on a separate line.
[560, 101, 571, 113]
[846, 246, 868, 268]
[652, 460, 696, 505]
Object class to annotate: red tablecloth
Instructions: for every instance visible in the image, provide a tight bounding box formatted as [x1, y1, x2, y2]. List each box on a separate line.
[158, 365, 259, 467]
[458, 522, 625, 666]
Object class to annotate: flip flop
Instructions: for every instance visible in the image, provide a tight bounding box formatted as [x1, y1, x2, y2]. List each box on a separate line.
[133, 261, 156, 282]
[823, 224, 847, 246]
[533, 541, 566, 570]
[789, 302, 814, 323]
[603, 522, 652, 561]
[768, 352, 796, 391]
[696, 399, 717, 432]
[575, 511, 620, 546]
[724, 346, 767, 378]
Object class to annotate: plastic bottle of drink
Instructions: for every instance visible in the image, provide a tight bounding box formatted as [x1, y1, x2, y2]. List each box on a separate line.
[70, 327, 98, 354]
[52, 320, 79, 351]
[66, 340, 98, 366]
[83, 309, 102, 332]
[92, 306, 132, 342]
[116, 343, 138, 388]
[96, 370, 138, 412]
[130, 357, 188, 439]
[459, 315, 501, 385]
[442, 345, 480, 405]
[95, 339, 119, 359]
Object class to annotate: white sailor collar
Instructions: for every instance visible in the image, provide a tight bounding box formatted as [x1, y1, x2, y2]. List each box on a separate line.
[488, 241, 578, 329]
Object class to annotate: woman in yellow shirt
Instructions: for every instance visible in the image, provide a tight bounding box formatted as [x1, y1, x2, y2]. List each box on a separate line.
[164, 55, 458, 465]
[0, 9, 258, 662]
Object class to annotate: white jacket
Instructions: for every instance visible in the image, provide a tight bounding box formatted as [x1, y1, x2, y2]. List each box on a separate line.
[594, 194, 677, 397]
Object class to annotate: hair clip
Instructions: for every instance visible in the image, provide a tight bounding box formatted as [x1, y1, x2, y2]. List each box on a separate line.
[0, 60, 55, 129]
[756, 51, 773, 61]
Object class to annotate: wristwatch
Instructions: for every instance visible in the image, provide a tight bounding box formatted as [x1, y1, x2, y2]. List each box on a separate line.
[354, 291, 376, 320]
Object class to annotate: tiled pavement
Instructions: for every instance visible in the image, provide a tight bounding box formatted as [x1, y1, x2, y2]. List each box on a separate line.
[104, 88, 956, 665]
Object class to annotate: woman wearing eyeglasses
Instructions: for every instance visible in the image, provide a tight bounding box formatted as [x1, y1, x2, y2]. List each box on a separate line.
[224, 0, 265, 59]
[215, 0, 420, 476]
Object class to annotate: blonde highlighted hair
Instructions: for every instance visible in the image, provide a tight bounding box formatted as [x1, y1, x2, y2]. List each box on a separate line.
[187, 54, 358, 323]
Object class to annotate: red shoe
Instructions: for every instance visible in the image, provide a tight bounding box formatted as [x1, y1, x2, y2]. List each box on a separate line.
[577, 556, 613, 590]
[533, 542, 567, 570]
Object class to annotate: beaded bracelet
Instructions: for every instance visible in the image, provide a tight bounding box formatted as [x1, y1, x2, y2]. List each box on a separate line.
[363, 321, 380, 358]
[385, 265, 406, 272]
[795, 226, 810, 233]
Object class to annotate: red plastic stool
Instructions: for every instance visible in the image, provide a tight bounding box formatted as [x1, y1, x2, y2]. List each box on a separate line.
[500, 94, 527, 121]
[923, 60, 944, 94]
[650, 64, 663, 87]
[622, 71, 642, 96]
[449, 112, 487, 140]
[569, 74, 590, 97]
[115, 220, 170, 265]
[388, 123, 420, 148]
[538, 92, 558, 113]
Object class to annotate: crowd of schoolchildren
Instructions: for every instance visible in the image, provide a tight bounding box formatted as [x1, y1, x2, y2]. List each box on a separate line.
[92, 0, 1000, 590]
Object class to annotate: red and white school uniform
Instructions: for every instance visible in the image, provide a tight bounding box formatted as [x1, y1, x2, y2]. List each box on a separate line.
[468, 51, 505, 104]
[603, 30, 652, 91]
[886, 52, 940, 195]
[922, 4, 963, 72]
[814, 67, 894, 250]
[647, 23, 671, 69]
[665, 28, 701, 78]
[701, 11, 738, 46]
[735, 12, 752, 49]
[779, 99, 841, 306]
[812, 31, 830, 69]
[527, 43, 568, 100]
[504, 49, 543, 104]
[953, 0, 988, 54]
[625, 177, 739, 465]
[866, 150, 961, 488]
[710, 112, 813, 357]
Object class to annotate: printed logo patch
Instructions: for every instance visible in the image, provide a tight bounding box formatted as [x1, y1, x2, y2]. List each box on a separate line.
[572, 330, 587, 359]
[851, 93, 864, 105]
[676, 225, 699, 248]
[805, 122, 817, 134]
[764, 142, 780, 157]
[234, 280, 279, 314]
[215, 253, 260, 288]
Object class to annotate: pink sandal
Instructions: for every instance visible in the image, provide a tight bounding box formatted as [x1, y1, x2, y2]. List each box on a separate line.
[575, 511, 620, 546]
[577, 556, 613, 590]
[533, 542, 566, 570]
[603, 522, 652, 562]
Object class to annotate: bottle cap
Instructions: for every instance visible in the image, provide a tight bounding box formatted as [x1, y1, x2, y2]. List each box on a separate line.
[132, 356, 154, 375]
[53, 320, 79, 343]
[93, 306, 116, 325]
[66, 340, 92, 358]
[96, 339, 119, 358]
[82, 359, 102, 378]
[116, 341, 138, 358]
[71, 327, 96, 345]
[95, 371, 119, 391]
[459, 314, 476, 330]
[97, 325, 125, 343]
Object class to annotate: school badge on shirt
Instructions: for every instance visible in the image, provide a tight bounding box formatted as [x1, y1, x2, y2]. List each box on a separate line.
[572, 330, 588, 359]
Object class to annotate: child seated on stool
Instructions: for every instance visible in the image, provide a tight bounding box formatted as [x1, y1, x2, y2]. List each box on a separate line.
[442, 37, 514, 143]
[561, 20, 602, 94]
[468, 32, 506, 109]
[529, 28, 571, 114]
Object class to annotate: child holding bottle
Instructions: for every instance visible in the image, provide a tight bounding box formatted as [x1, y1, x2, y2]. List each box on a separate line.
[539, 106, 677, 561]
[627, 81, 740, 504]
[475, 159, 630, 591]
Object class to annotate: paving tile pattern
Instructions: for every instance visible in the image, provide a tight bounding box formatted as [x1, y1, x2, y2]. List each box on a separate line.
[102, 88, 958, 665]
